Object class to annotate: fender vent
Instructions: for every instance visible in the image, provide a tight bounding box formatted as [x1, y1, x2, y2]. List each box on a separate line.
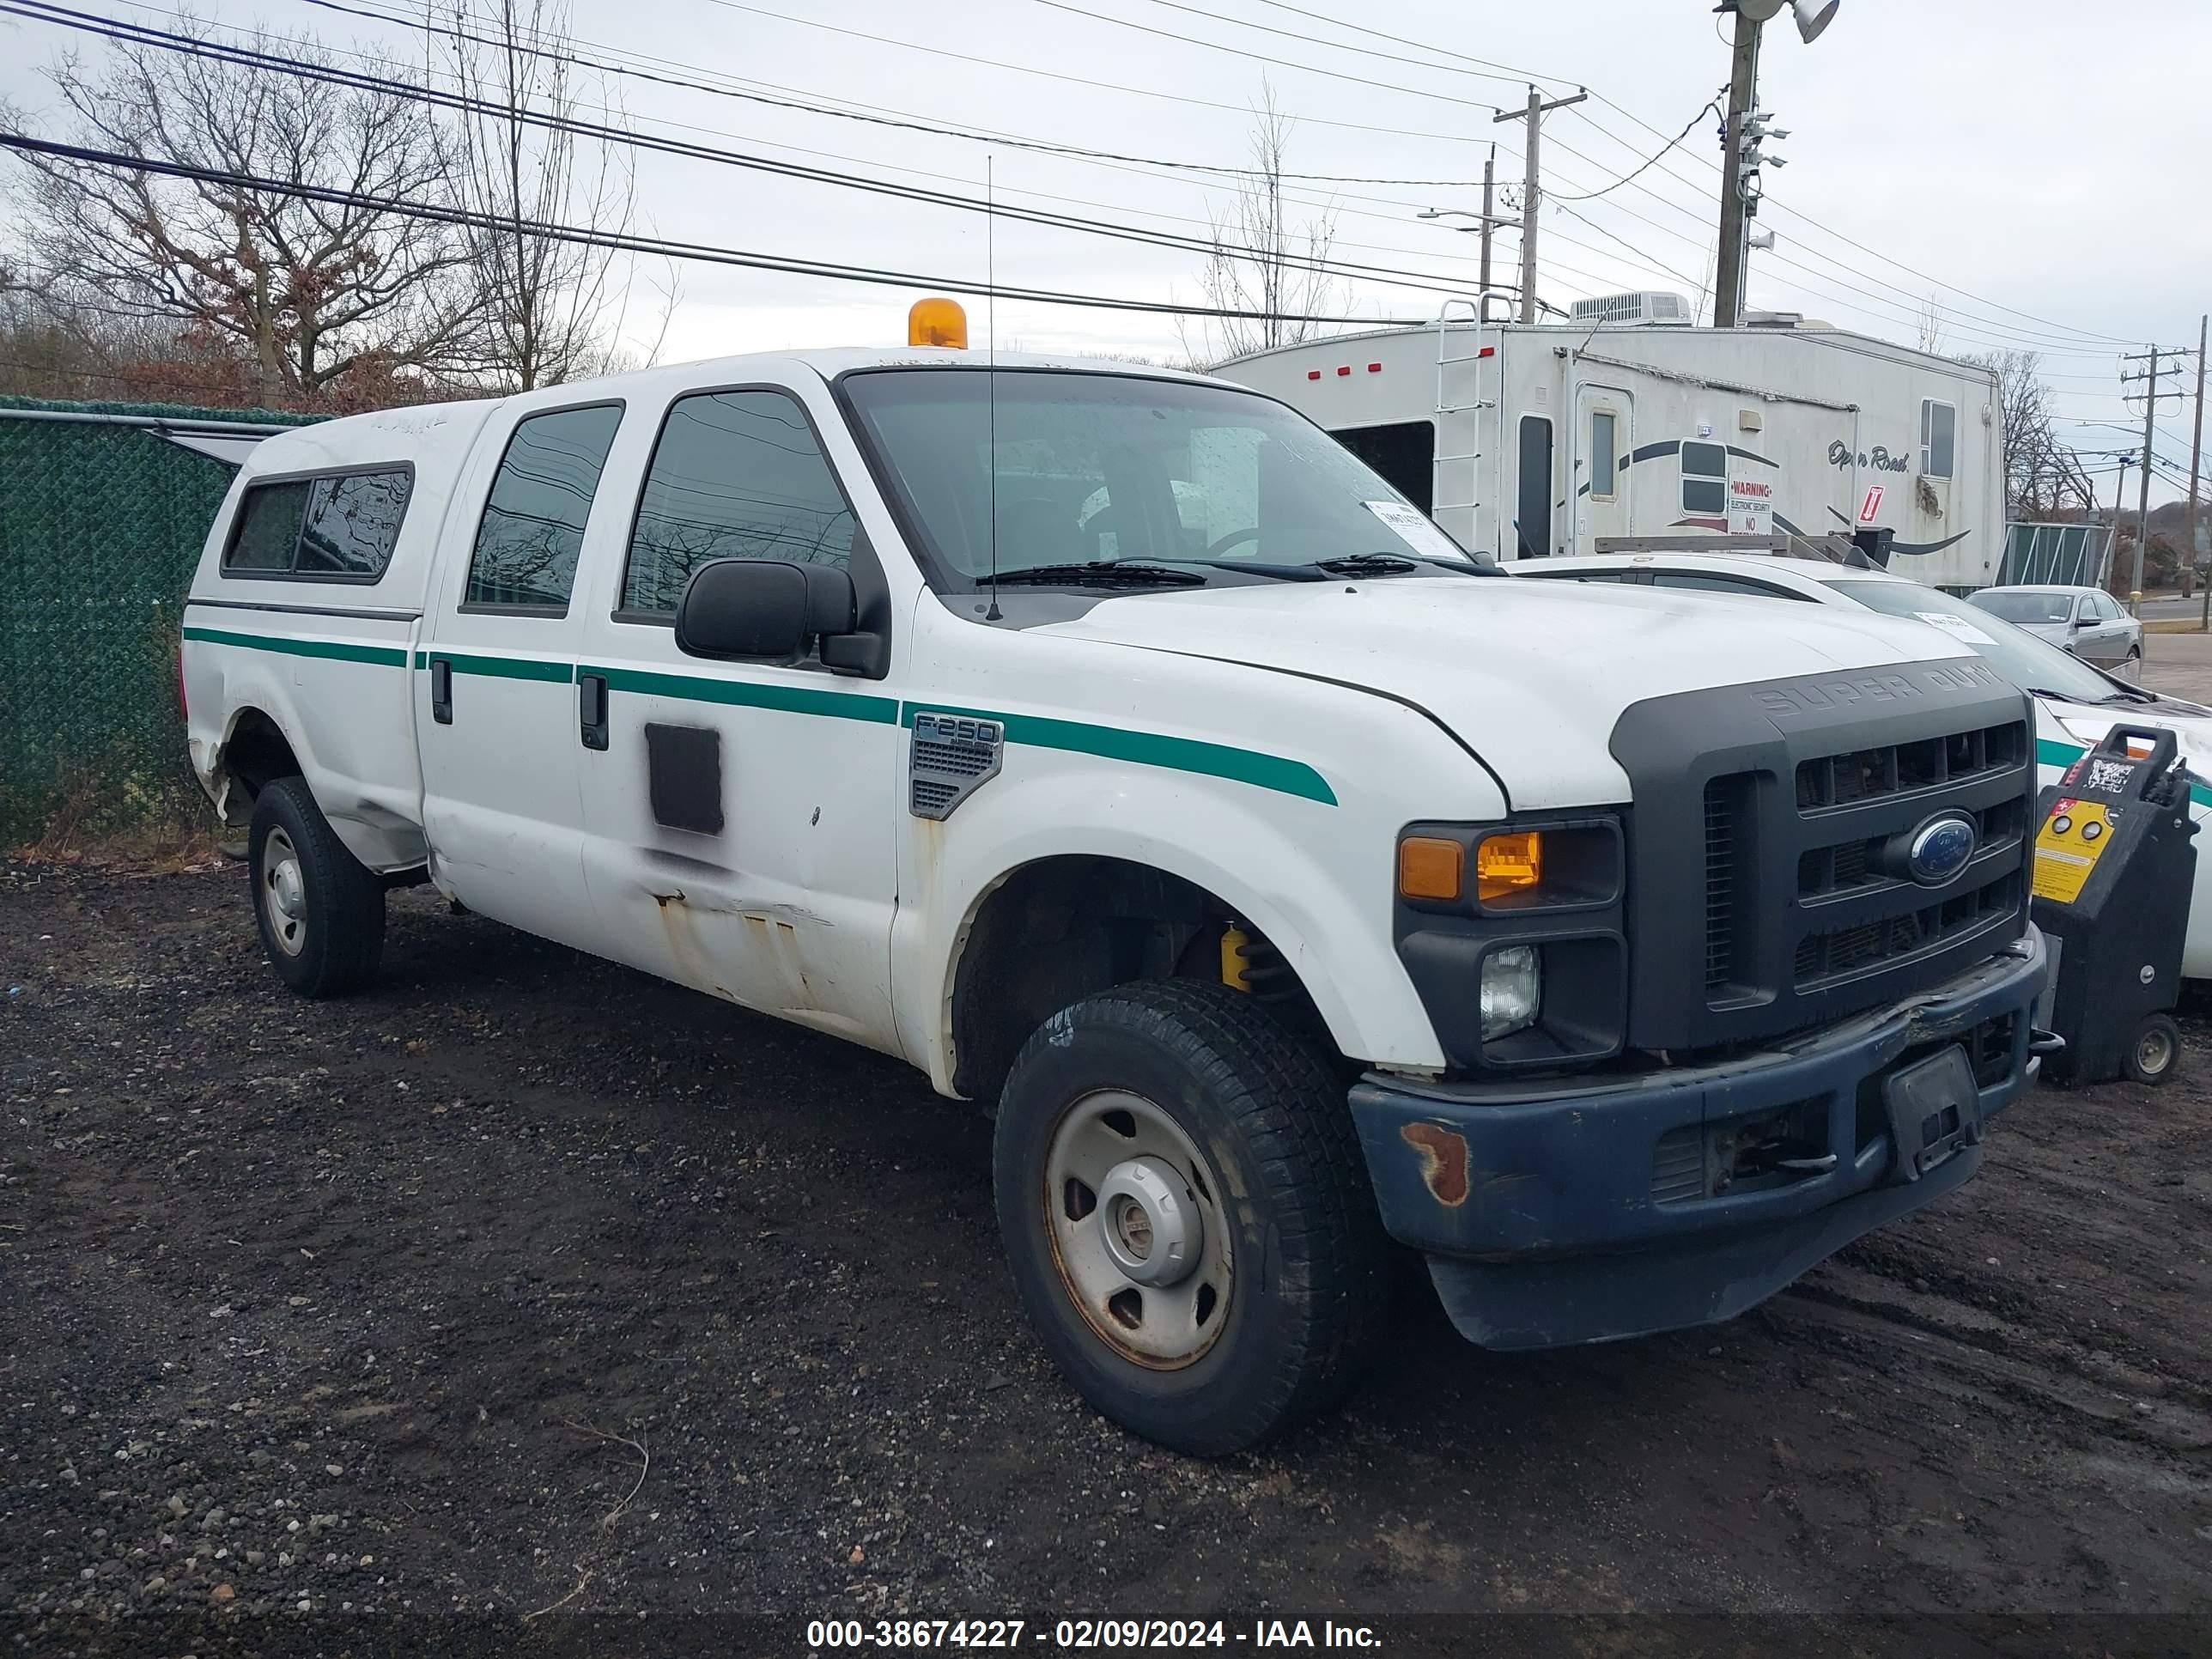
[909, 712, 1004, 820]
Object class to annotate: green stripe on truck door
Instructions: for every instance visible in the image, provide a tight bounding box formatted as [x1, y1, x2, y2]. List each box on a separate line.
[182, 625, 408, 668]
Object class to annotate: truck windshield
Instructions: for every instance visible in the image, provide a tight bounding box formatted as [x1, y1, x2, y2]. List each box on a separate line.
[837, 368, 1474, 589]
[1827, 580, 2131, 705]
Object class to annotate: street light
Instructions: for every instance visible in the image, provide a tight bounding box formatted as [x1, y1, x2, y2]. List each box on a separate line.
[1417, 205, 1517, 319]
[1732, 0, 1838, 40]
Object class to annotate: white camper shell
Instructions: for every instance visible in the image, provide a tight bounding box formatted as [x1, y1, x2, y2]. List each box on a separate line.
[1218, 303, 2005, 592]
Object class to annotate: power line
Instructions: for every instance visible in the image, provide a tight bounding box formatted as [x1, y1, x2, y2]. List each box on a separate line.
[1030, 0, 1504, 115]
[290, 0, 1483, 186]
[1550, 90, 1724, 203]
[0, 131, 1431, 326]
[39, 0, 1690, 315]
[295, 0, 2130, 360]
[678, 0, 1492, 148]
[0, 2, 1507, 307]
[1188, 0, 2140, 349]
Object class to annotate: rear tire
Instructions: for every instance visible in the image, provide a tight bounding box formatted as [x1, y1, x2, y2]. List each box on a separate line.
[2124, 1012, 2180, 1085]
[248, 777, 386, 998]
[993, 979, 1389, 1456]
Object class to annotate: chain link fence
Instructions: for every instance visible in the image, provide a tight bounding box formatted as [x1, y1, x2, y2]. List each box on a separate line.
[0, 397, 317, 842]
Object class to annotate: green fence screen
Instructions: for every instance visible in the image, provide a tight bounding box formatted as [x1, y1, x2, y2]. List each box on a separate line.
[0, 398, 317, 842]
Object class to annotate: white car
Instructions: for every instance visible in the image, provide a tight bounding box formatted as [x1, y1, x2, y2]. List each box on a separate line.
[1506, 550, 2212, 975]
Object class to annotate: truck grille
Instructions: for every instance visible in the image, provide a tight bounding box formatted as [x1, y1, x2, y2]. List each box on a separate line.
[1795, 721, 2027, 811]
[1705, 717, 2029, 1011]
[1703, 775, 1755, 992]
[1793, 871, 2023, 988]
[1612, 661, 2035, 1053]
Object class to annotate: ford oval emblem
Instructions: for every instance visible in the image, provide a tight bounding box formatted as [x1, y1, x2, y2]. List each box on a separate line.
[1905, 813, 1978, 886]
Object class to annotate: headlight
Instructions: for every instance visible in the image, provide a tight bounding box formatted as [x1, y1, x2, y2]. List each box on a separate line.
[1480, 945, 1541, 1041]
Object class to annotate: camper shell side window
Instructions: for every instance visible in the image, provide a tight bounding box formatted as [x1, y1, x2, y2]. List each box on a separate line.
[220, 465, 416, 584]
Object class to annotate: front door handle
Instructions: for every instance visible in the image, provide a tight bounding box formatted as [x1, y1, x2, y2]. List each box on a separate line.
[430, 657, 453, 725]
[579, 672, 609, 750]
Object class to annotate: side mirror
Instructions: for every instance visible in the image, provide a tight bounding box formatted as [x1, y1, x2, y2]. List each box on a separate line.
[675, 559, 856, 663]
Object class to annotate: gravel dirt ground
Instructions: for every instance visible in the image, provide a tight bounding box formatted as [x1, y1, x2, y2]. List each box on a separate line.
[3, 861, 2209, 1655]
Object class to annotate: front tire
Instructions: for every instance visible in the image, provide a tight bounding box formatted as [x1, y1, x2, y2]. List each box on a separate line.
[248, 777, 386, 998]
[993, 980, 1389, 1456]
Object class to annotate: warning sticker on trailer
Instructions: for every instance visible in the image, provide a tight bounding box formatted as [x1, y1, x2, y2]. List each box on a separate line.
[1728, 477, 1773, 536]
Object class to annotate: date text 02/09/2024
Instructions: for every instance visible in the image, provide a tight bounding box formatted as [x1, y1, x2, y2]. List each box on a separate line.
[803, 1618, 1382, 1650]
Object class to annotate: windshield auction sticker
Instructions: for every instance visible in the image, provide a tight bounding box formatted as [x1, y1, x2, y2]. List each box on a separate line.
[1364, 500, 1470, 564]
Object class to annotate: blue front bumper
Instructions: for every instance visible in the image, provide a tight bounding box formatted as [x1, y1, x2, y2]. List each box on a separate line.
[1349, 928, 2048, 1350]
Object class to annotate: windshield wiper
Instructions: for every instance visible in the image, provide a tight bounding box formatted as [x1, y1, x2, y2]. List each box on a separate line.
[2026, 685, 2154, 707]
[1315, 551, 1498, 578]
[988, 562, 1207, 587]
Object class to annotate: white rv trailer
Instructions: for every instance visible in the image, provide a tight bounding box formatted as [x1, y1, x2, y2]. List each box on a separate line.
[1218, 295, 2005, 592]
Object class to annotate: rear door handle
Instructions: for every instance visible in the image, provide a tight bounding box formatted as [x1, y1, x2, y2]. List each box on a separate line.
[430, 657, 453, 725]
[579, 672, 609, 750]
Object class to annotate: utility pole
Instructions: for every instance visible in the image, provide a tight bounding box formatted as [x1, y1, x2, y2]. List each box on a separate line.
[2191, 313, 2207, 628]
[1478, 146, 1497, 307]
[1710, 2, 1839, 328]
[2122, 345, 2193, 609]
[2111, 454, 2134, 597]
[1713, 8, 1763, 330]
[1494, 84, 1588, 324]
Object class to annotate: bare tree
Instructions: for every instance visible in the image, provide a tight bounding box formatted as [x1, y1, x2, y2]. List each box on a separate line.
[1963, 349, 2095, 519]
[3, 24, 479, 407]
[1181, 83, 1343, 368]
[435, 0, 641, 391]
[1914, 293, 1947, 356]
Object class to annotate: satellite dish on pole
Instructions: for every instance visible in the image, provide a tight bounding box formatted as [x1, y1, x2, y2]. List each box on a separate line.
[1734, 0, 1788, 20]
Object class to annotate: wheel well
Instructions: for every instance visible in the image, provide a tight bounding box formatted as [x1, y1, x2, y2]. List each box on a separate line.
[219, 709, 302, 814]
[949, 855, 1330, 1102]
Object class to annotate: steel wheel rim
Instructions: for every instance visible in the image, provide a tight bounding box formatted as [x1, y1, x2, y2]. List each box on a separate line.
[1041, 1089, 1234, 1369]
[2137, 1025, 2174, 1077]
[260, 827, 307, 957]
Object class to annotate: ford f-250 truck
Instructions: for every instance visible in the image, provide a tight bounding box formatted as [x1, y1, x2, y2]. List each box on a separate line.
[181, 321, 2049, 1455]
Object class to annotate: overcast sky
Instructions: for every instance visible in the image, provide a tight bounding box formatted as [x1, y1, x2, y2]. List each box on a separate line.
[4, 0, 2209, 496]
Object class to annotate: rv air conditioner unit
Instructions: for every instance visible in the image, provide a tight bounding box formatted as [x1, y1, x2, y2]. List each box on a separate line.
[1568, 291, 1693, 327]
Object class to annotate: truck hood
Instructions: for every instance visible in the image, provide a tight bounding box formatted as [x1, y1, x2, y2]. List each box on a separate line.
[1035, 576, 1983, 810]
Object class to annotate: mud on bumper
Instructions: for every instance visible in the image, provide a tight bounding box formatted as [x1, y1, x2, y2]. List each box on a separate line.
[1349, 928, 2049, 1351]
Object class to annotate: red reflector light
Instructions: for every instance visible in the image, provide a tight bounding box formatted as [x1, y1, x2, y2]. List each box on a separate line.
[1336, 365, 1351, 376]
[1478, 345, 1497, 359]
[1306, 369, 1321, 380]
[1368, 362, 1382, 373]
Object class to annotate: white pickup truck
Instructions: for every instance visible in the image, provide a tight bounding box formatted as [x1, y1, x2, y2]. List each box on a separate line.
[182, 323, 2050, 1455]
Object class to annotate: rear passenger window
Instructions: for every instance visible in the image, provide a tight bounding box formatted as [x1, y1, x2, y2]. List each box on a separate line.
[465, 403, 625, 611]
[623, 390, 856, 615]
[222, 470, 411, 580]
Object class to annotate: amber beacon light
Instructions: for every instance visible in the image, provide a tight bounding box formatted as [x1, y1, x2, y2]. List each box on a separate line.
[908, 296, 969, 349]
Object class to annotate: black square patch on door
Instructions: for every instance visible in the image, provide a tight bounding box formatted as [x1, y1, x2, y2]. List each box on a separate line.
[643, 722, 724, 836]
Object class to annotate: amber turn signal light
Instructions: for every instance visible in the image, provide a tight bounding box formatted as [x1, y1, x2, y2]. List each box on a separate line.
[1475, 831, 1544, 901]
[1397, 836, 1465, 902]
